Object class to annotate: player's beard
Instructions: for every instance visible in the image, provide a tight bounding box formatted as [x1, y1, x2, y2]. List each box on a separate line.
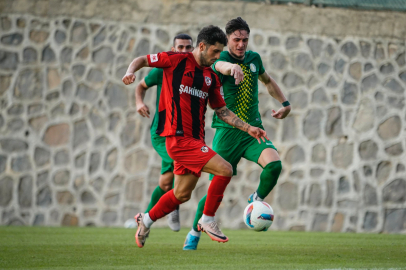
[199, 50, 211, 67]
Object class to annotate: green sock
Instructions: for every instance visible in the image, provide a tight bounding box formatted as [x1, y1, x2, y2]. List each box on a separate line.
[145, 186, 167, 213]
[192, 195, 206, 231]
[256, 160, 282, 199]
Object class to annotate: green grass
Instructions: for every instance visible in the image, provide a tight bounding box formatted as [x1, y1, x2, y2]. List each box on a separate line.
[0, 227, 405, 269]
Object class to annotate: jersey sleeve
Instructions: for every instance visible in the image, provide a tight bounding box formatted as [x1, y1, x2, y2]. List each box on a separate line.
[144, 68, 160, 87]
[147, 52, 172, 68]
[208, 73, 226, 108]
[257, 53, 266, 75]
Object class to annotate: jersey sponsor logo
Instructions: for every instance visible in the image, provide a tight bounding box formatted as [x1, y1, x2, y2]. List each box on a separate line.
[250, 63, 256, 72]
[205, 76, 212, 86]
[266, 142, 273, 146]
[179, 84, 209, 99]
[201, 146, 209, 153]
[150, 54, 158, 63]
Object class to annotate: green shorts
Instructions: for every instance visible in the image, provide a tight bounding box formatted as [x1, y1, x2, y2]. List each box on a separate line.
[209, 127, 277, 179]
[151, 134, 174, 174]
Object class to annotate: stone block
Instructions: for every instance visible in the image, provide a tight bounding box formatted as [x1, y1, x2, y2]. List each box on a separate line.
[387, 96, 405, 110]
[385, 142, 403, 156]
[104, 193, 120, 206]
[125, 177, 144, 202]
[334, 58, 346, 74]
[377, 116, 401, 140]
[54, 149, 70, 165]
[359, 140, 378, 160]
[311, 88, 329, 104]
[14, 68, 43, 100]
[282, 72, 304, 88]
[278, 182, 298, 210]
[331, 213, 344, 232]
[341, 42, 358, 58]
[29, 115, 48, 132]
[102, 211, 117, 225]
[281, 115, 297, 142]
[363, 211, 378, 231]
[338, 176, 350, 194]
[93, 46, 114, 64]
[364, 184, 378, 206]
[71, 21, 87, 43]
[293, 53, 313, 71]
[57, 191, 74, 205]
[42, 45, 56, 63]
[349, 62, 362, 80]
[270, 52, 287, 70]
[105, 83, 129, 109]
[308, 183, 322, 207]
[36, 171, 49, 187]
[317, 63, 330, 76]
[376, 161, 392, 185]
[341, 82, 358, 105]
[383, 78, 404, 94]
[312, 213, 328, 231]
[311, 144, 326, 164]
[91, 177, 104, 193]
[383, 209, 405, 233]
[73, 120, 90, 149]
[110, 175, 124, 189]
[37, 185, 52, 207]
[383, 179, 406, 203]
[28, 30, 49, 43]
[325, 107, 342, 137]
[0, 176, 13, 207]
[360, 41, 371, 58]
[33, 214, 45, 226]
[34, 147, 50, 167]
[124, 150, 149, 174]
[104, 148, 117, 172]
[43, 123, 70, 146]
[396, 53, 405, 67]
[361, 74, 378, 93]
[303, 109, 323, 140]
[285, 145, 305, 165]
[55, 30, 66, 44]
[61, 214, 78, 226]
[288, 90, 308, 109]
[60, 47, 72, 65]
[76, 46, 89, 60]
[308, 39, 323, 58]
[11, 155, 32, 172]
[1, 33, 23, 46]
[380, 63, 394, 74]
[23, 47, 37, 63]
[89, 152, 101, 175]
[53, 170, 70, 186]
[374, 43, 385, 61]
[81, 191, 96, 204]
[285, 36, 301, 50]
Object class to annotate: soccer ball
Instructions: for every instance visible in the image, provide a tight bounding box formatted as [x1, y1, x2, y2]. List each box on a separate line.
[243, 201, 274, 231]
[124, 218, 137, 229]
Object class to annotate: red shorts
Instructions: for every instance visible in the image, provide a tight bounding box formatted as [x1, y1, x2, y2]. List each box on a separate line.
[166, 136, 217, 177]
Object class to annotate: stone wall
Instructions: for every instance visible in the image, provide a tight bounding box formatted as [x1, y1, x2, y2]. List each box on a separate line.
[0, 0, 405, 233]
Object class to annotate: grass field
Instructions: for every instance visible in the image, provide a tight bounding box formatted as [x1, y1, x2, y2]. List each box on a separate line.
[0, 227, 405, 269]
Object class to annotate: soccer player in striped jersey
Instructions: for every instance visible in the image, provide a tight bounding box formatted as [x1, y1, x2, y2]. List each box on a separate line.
[122, 25, 269, 248]
[183, 17, 291, 250]
[134, 34, 194, 232]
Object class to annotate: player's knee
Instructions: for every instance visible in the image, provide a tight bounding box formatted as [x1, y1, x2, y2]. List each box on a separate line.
[218, 161, 233, 177]
[174, 190, 192, 203]
[265, 160, 282, 178]
[159, 182, 172, 192]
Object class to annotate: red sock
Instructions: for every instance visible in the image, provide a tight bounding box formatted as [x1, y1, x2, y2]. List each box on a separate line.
[203, 175, 231, 216]
[148, 190, 182, 221]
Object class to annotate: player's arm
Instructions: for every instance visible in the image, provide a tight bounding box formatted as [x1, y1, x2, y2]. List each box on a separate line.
[122, 56, 149, 85]
[213, 106, 269, 144]
[213, 61, 244, 85]
[259, 71, 291, 119]
[135, 79, 150, 118]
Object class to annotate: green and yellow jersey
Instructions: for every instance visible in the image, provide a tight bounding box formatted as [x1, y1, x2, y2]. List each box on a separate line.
[143, 68, 163, 138]
[211, 50, 265, 129]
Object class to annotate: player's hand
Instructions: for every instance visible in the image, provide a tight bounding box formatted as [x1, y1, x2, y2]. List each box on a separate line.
[122, 73, 136, 85]
[136, 102, 150, 118]
[230, 64, 244, 85]
[248, 126, 269, 144]
[271, 106, 291, 119]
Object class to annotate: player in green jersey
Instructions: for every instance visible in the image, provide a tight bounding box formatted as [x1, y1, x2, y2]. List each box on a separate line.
[183, 17, 291, 250]
[134, 34, 194, 231]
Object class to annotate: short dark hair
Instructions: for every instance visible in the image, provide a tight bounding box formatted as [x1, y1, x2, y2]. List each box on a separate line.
[196, 25, 227, 47]
[225, 17, 250, 35]
[173, 33, 193, 46]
